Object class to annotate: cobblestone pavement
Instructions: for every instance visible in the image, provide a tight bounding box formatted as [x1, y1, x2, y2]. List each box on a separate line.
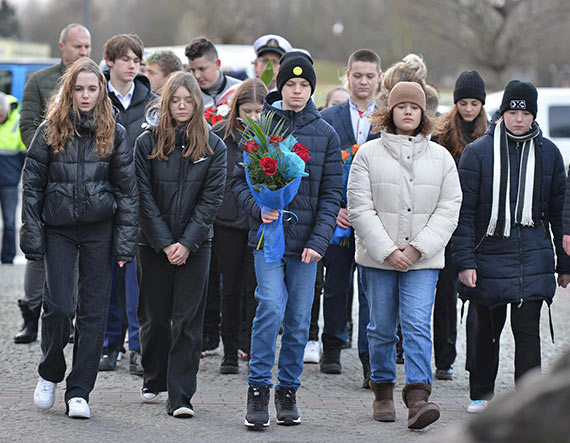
[2, 262, 570, 442]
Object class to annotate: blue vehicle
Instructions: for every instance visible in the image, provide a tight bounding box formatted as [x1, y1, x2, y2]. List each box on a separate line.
[0, 58, 60, 101]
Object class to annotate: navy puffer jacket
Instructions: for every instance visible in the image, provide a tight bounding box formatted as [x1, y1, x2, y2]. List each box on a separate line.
[135, 128, 226, 253]
[452, 122, 570, 309]
[20, 119, 138, 262]
[232, 91, 343, 257]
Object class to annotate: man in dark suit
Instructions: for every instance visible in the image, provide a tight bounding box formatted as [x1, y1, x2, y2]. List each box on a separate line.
[319, 49, 382, 387]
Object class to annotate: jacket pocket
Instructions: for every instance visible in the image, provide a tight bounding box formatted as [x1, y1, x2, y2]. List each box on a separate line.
[42, 182, 74, 226]
[84, 181, 116, 223]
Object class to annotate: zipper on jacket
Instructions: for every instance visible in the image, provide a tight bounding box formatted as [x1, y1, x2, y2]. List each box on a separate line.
[78, 137, 86, 223]
[516, 142, 524, 308]
[474, 235, 486, 251]
[173, 145, 186, 239]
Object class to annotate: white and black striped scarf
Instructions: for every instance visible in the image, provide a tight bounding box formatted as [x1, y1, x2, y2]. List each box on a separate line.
[487, 120, 541, 238]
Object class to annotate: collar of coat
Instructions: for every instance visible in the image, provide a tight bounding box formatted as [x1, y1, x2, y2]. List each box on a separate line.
[380, 130, 429, 160]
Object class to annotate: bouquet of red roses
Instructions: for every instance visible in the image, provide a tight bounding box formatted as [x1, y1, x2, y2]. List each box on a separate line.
[240, 111, 310, 262]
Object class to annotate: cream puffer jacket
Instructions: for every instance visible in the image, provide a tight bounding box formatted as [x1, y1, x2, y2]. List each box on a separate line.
[347, 131, 462, 271]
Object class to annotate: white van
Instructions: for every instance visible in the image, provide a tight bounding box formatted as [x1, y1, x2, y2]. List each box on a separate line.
[485, 88, 570, 168]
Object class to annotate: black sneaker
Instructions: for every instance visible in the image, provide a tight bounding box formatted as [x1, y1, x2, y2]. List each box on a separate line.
[99, 348, 118, 371]
[244, 386, 270, 430]
[220, 354, 238, 374]
[275, 387, 301, 426]
[129, 350, 144, 376]
[435, 367, 454, 380]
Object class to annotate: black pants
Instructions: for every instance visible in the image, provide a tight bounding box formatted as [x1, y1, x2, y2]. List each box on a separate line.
[308, 260, 325, 341]
[137, 242, 211, 413]
[433, 246, 457, 370]
[39, 220, 113, 403]
[470, 300, 542, 400]
[212, 225, 256, 356]
[203, 245, 221, 336]
[322, 243, 355, 348]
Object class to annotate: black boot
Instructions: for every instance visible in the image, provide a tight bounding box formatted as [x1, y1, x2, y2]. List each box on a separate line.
[360, 352, 371, 389]
[14, 299, 40, 344]
[320, 345, 342, 374]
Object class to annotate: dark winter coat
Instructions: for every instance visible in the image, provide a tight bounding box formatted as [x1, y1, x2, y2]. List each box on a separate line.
[232, 91, 343, 257]
[20, 62, 66, 147]
[451, 122, 570, 309]
[20, 118, 138, 262]
[135, 128, 227, 253]
[212, 121, 249, 230]
[105, 73, 156, 150]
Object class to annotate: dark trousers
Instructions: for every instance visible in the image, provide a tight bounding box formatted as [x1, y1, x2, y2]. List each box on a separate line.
[0, 186, 18, 263]
[203, 245, 221, 336]
[137, 242, 211, 413]
[212, 225, 256, 356]
[39, 220, 113, 403]
[470, 300, 542, 400]
[104, 260, 140, 351]
[308, 260, 325, 341]
[322, 243, 355, 348]
[433, 246, 457, 370]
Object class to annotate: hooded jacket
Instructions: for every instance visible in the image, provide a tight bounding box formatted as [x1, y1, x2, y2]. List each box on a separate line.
[20, 117, 138, 262]
[348, 131, 462, 270]
[232, 91, 343, 257]
[135, 127, 226, 253]
[452, 121, 570, 308]
[105, 72, 156, 150]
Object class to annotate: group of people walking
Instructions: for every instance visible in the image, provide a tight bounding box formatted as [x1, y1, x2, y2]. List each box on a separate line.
[4, 22, 570, 432]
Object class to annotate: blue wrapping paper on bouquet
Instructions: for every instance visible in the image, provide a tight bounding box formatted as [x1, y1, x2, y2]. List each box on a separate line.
[330, 163, 352, 245]
[242, 135, 307, 262]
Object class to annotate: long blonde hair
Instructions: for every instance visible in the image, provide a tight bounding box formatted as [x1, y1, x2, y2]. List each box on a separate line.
[44, 58, 115, 157]
[149, 72, 211, 161]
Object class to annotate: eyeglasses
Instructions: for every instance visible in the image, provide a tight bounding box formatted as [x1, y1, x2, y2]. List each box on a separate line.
[170, 98, 194, 107]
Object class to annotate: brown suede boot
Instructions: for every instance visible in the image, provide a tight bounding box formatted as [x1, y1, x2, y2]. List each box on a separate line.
[369, 381, 396, 422]
[402, 383, 440, 429]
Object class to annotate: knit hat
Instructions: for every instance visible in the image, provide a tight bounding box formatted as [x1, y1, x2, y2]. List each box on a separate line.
[388, 81, 426, 111]
[276, 51, 316, 95]
[454, 70, 486, 104]
[499, 80, 538, 118]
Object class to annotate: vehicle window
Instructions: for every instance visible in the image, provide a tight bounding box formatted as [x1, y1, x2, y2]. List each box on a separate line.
[0, 70, 13, 95]
[549, 106, 570, 138]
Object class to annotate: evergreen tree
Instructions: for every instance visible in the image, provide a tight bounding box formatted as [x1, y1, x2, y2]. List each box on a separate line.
[0, 0, 20, 39]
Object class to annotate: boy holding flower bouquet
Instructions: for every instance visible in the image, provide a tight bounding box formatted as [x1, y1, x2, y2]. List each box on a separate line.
[232, 51, 342, 430]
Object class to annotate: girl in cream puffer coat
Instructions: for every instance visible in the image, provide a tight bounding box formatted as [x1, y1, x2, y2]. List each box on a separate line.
[347, 82, 461, 431]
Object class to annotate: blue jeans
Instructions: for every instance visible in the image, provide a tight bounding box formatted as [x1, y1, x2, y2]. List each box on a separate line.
[248, 250, 317, 389]
[0, 186, 18, 263]
[362, 266, 439, 385]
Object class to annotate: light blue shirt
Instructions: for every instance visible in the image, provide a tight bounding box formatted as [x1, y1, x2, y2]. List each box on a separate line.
[348, 99, 375, 145]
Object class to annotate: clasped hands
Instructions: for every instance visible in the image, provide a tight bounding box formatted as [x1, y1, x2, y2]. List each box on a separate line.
[163, 242, 190, 266]
[386, 245, 420, 271]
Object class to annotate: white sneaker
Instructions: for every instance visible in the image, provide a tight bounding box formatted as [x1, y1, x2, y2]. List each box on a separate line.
[140, 387, 161, 403]
[33, 377, 56, 409]
[173, 406, 194, 418]
[303, 340, 321, 364]
[467, 399, 488, 414]
[67, 397, 90, 419]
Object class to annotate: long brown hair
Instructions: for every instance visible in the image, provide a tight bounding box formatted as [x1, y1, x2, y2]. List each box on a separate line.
[224, 78, 267, 140]
[433, 105, 488, 159]
[44, 58, 115, 157]
[370, 108, 434, 136]
[149, 72, 211, 161]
